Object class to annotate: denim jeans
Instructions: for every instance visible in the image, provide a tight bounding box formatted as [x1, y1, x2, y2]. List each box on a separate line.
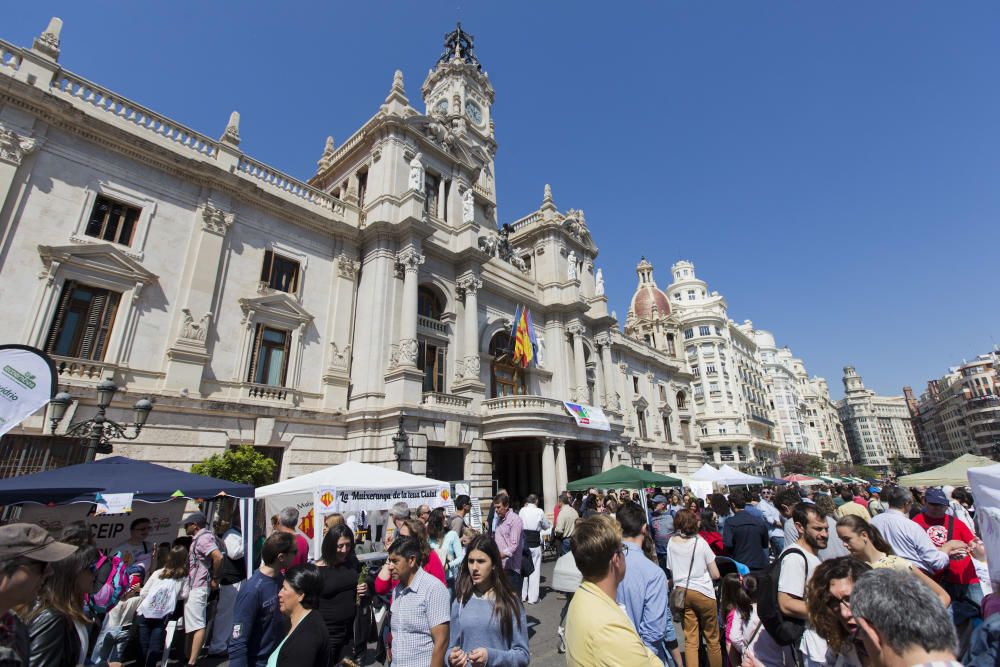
[136, 615, 170, 667]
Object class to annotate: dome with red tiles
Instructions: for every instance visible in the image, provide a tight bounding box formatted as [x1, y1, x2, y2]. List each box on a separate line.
[628, 257, 670, 320]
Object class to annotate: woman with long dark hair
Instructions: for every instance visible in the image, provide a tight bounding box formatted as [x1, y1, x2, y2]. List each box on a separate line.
[269, 564, 330, 667]
[374, 518, 446, 596]
[427, 508, 462, 585]
[803, 557, 872, 667]
[25, 543, 99, 667]
[698, 509, 724, 556]
[835, 514, 950, 607]
[316, 524, 366, 663]
[447, 535, 529, 667]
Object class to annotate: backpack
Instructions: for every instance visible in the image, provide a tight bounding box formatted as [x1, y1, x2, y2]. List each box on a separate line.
[756, 547, 808, 646]
[136, 575, 183, 620]
[85, 550, 134, 616]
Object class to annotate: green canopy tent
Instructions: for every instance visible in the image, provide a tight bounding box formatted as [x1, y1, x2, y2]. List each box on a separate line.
[898, 453, 997, 487]
[566, 464, 683, 491]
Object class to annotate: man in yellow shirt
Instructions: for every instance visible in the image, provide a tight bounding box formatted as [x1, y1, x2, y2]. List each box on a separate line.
[564, 514, 662, 666]
[835, 488, 872, 521]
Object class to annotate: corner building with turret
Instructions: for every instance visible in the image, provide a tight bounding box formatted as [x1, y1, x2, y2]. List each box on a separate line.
[0, 23, 707, 508]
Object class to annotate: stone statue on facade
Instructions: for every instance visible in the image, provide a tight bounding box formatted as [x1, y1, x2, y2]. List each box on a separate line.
[462, 187, 475, 223]
[595, 268, 605, 296]
[408, 152, 424, 191]
[567, 250, 577, 281]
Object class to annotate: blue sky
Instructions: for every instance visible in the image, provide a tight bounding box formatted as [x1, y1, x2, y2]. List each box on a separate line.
[5, 2, 998, 398]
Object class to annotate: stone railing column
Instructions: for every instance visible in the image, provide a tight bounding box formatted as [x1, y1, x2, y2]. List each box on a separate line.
[568, 323, 588, 403]
[601, 443, 612, 472]
[598, 336, 620, 410]
[393, 247, 424, 368]
[542, 438, 558, 514]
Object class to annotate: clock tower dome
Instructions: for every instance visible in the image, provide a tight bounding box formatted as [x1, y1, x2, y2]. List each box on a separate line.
[421, 24, 496, 145]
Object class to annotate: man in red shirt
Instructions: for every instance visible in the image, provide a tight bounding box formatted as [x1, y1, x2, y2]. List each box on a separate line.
[276, 506, 310, 568]
[912, 487, 982, 637]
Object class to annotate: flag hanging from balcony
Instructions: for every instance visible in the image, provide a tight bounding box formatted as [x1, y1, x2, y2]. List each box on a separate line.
[511, 305, 535, 369]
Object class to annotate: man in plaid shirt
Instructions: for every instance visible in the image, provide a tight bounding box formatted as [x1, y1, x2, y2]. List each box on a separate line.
[386, 535, 450, 667]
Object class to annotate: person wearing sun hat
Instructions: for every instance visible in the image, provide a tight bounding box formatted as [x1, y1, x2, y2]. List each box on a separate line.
[0, 524, 77, 667]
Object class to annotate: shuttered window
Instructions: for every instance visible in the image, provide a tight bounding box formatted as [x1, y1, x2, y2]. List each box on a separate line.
[85, 195, 140, 246]
[260, 251, 300, 293]
[45, 281, 121, 360]
[417, 339, 446, 393]
[247, 324, 290, 386]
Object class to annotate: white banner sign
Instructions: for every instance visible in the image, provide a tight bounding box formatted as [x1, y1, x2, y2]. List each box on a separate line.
[19, 498, 186, 551]
[0, 345, 56, 438]
[563, 401, 611, 431]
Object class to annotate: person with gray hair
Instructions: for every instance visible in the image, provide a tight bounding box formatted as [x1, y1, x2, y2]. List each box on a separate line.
[851, 567, 960, 667]
[383, 501, 412, 548]
[275, 506, 309, 567]
[870, 486, 965, 575]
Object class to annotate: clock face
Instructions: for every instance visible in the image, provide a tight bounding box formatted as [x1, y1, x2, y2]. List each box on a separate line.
[434, 99, 449, 115]
[464, 100, 483, 125]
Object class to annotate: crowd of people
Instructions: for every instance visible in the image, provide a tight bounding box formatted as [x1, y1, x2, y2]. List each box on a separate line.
[0, 479, 996, 666]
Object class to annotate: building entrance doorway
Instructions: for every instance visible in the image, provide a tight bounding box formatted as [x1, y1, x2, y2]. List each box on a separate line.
[565, 441, 602, 485]
[490, 438, 542, 508]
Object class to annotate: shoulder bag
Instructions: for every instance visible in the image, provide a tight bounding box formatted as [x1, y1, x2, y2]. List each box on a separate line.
[669, 535, 698, 617]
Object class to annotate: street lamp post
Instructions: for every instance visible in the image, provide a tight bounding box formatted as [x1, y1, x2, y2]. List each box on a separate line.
[48, 379, 153, 461]
[392, 414, 409, 462]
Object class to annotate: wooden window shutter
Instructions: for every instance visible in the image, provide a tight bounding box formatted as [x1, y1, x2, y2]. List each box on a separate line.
[247, 323, 264, 382]
[44, 280, 78, 355]
[260, 251, 273, 284]
[278, 330, 291, 386]
[91, 291, 120, 361]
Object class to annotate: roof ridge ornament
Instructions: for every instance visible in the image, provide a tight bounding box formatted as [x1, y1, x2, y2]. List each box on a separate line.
[33, 17, 62, 61]
[437, 22, 481, 71]
[384, 69, 410, 107]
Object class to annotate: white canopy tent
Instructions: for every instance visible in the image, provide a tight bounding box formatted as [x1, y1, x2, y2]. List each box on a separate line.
[256, 461, 450, 559]
[690, 463, 726, 482]
[967, 462, 1000, 585]
[717, 464, 764, 486]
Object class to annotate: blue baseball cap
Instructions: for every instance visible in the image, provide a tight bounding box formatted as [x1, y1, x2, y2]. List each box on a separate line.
[924, 488, 949, 506]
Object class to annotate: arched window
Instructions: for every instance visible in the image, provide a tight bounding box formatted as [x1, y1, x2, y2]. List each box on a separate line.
[418, 286, 444, 320]
[676, 391, 687, 410]
[489, 331, 526, 398]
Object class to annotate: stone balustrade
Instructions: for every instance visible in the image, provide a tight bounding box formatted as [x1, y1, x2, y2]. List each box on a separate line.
[0, 40, 22, 71]
[246, 383, 289, 401]
[473, 182, 493, 201]
[51, 355, 115, 381]
[237, 155, 346, 214]
[416, 314, 447, 334]
[510, 212, 541, 231]
[422, 392, 473, 409]
[482, 394, 566, 415]
[51, 70, 219, 158]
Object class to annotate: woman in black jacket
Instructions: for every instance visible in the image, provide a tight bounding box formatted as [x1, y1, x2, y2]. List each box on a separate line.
[270, 563, 330, 667]
[25, 543, 99, 667]
[316, 525, 366, 662]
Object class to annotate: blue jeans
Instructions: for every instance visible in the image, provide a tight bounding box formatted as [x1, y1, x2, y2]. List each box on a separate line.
[769, 535, 784, 556]
[136, 615, 169, 667]
[559, 537, 572, 556]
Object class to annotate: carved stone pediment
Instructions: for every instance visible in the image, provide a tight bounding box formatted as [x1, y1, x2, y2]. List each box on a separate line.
[38, 243, 158, 289]
[239, 292, 314, 328]
[632, 395, 649, 412]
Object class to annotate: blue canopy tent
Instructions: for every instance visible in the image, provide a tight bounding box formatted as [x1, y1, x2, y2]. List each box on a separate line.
[0, 455, 254, 504]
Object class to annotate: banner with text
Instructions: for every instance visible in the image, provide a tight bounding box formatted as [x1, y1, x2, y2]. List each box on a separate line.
[325, 485, 451, 514]
[0, 345, 57, 439]
[563, 401, 611, 431]
[19, 498, 186, 551]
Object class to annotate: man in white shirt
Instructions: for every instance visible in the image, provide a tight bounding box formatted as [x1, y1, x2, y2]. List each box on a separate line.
[518, 493, 550, 604]
[751, 503, 828, 666]
[870, 486, 964, 574]
[207, 521, 246, 657]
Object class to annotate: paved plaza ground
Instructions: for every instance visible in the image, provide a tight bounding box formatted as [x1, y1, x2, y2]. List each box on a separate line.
[199, 560, 569, 667]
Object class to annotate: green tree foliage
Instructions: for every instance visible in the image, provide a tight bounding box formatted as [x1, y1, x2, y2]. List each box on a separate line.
[191, 445, 275, 487]
[841, 463, 880, 480]
[780, 451, 826, 476]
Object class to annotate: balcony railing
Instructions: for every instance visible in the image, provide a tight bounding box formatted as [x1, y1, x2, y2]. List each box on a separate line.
[417, 315, 448, 334]
[422, 392, 473, 410]
[50, 356, 116, 381]
[0, 40, 23, 71]
[482, 395, 567, 415]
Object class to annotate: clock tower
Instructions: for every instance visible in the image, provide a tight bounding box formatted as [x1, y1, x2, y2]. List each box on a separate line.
[421, 24, 496, 147]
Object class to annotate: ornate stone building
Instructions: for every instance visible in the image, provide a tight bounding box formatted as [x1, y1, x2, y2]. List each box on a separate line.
[836, 366, 920, 471]
[0, 21, 703, 506]
[904, 350, 1000, 465]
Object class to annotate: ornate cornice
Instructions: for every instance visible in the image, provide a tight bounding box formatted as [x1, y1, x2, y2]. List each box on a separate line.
[336, 252, 361, 280]
[396, 248, 425, 274]
[200, 204, 234, 236]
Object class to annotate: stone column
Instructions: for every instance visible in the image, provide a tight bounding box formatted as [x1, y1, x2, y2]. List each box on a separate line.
[542, 438, 557, 513]
[437, 179, 447, 220]
[569, 323, 587, 403]
[601, 443, 612, 472]
[455, 275, 483, 388]
[599, 336, 620, 411]
[394, 247, 424, 368]
[555, 439, 568, 494]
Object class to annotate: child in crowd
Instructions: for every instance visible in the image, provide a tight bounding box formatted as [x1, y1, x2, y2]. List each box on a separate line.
[719, 573, 760, 667]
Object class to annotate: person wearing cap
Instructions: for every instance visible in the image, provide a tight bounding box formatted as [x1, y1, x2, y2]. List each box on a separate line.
[649, 494, 673, 572]
[0, 524, 77, 667]
[870, 486, 965, 576]
[867, 487, 885, 516]
[912, 487, 982, 645]
[183, 512, 222, 666]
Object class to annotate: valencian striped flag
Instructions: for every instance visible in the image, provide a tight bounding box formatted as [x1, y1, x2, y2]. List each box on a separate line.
[511, 305, 537, 369]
